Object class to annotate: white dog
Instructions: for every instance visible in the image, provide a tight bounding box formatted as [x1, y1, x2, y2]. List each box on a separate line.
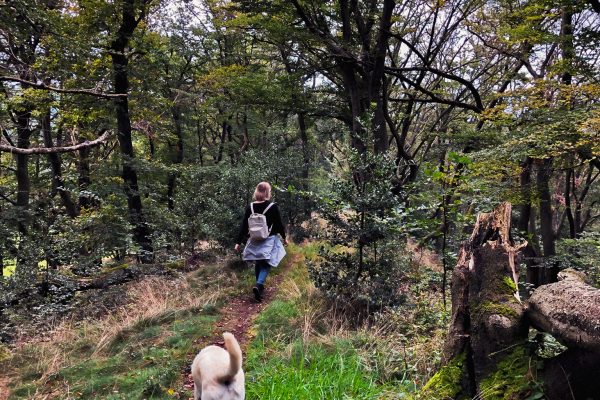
[191, 332, 245, 400]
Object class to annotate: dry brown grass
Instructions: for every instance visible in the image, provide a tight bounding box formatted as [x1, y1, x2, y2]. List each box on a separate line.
[92, 276, 220, 354]
[5, 272, 223, 388]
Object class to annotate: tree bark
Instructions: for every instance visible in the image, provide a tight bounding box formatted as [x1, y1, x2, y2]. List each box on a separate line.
[298, 111, 311, 217]
[443, 202, 527, 395]
[517, 157, 532, 234]
[14, 108, 32, 233]
[526, 269, 600, 351]
[537, 159, 555, 257]
[110, 0, 153, 262]
[41, 109, 79, 218]
[433, 205, 600, 398]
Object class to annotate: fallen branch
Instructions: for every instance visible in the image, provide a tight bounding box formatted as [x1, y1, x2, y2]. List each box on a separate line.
[525, 269, 600, 351]
[0, 130, 113, 154]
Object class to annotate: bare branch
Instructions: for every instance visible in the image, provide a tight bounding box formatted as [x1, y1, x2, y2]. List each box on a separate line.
[0, 130, 113, 154]
[385, 65, 483, 111]
[0, 192, 18, 206]
[0, 76, 126, 99]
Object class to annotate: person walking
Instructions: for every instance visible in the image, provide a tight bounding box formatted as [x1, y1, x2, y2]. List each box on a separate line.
[235, 182, 288, 301]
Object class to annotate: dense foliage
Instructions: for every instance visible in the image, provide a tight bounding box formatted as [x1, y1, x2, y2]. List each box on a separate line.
[1, 0, 599, 312]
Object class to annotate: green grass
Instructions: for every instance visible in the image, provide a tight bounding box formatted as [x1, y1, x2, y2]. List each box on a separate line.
[244, 261, 415, 400]
[4, 244, 430, 399]
[246, 340, 400, 399]
[4, 259, 236, 400]
[8, 311, 218, 399]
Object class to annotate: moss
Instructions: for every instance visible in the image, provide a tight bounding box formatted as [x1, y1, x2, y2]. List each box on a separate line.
[475, 301, 519, 319]
[479, 346, 541, 400]
[421, 352, 466, 399]
[100, 262, 130, 274]
[501, 276, 517, 294]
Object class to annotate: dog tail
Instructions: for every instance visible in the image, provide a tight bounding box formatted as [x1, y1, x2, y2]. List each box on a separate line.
[220, 332, 242, 383]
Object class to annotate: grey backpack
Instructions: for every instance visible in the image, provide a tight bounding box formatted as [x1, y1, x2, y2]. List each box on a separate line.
[248, 202, 275, 241]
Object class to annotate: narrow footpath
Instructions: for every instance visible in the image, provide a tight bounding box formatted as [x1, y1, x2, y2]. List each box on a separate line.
[182, 252, 300, 395]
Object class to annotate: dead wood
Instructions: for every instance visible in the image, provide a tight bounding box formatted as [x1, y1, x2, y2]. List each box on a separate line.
[526, 269, 600, 351]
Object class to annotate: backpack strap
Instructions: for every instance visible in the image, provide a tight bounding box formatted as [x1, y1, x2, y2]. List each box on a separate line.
[250, 203, 255, 214]
[262, 202, 276, 215]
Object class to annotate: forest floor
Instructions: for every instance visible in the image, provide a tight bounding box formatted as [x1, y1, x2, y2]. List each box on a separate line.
[0, 242, 447, 399]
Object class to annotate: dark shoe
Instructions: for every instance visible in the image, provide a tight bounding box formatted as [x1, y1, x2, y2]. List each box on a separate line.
[253, 286, 262, 302]
[257, 283, 265, 295]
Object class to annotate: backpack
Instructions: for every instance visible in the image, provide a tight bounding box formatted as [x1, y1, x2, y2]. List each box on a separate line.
[248, 202, 275, 241]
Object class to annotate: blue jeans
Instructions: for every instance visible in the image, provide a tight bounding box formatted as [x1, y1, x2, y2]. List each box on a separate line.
[255, 259, 272, 285]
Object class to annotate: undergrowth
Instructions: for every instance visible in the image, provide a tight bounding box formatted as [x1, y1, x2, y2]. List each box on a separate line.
[244, 242, 447, 399]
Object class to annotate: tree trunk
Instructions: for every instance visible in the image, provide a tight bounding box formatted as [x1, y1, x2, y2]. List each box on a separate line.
[517, 157, 532, 234]
[42, 109, 78, 218]
[15, 109, 31, 234]
[110, 0, 153, 263]
[167, 105, 184, 210]
[441, 203, 527, 397]
[537, 158, 557, 283]
[298, 111, 311, 217]
[431, 206, 600, 399]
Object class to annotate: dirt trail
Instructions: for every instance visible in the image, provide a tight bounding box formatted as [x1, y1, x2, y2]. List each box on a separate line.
[182, 253, 299, 394]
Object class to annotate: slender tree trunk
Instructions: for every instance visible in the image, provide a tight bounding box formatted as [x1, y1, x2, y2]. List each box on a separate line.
[517, 157, 532, 233]
[298, 112, 311, 217]
[42, 108, 78, 218]
[110, 0, 153, 263]
[537, 159, 556, 283]
[167, 105, 184, 210]
[369, 0, 395, 154]
[574, 167, 595, 234]
[15, 110, 31, 234]
[341, 65, 367, 154]
[565, 168, 576, 238]
[14, 107, 34, 278]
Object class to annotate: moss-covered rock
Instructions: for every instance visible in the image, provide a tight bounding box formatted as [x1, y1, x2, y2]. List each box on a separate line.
[420, 352, 466, 399]
[479, 346, 542, 400]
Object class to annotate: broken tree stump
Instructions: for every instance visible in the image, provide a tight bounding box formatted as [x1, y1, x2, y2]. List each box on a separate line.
[433, 203, 528, 398]
[425, 203, 600, 399]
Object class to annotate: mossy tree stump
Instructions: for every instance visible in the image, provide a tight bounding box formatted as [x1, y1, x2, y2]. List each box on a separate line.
[425, 203, 600, 399]
[441, 202, 528, 397]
